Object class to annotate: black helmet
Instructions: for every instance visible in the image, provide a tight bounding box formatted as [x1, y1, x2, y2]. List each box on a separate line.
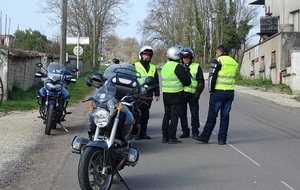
[181, 47, 194, 59]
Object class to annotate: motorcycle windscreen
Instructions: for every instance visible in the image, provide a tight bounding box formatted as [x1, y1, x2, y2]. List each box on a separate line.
[47, 62, 66, 82]
[94, 86, 117, 103]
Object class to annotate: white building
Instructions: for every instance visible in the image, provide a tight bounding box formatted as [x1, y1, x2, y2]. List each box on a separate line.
[242, 0, 300, 94]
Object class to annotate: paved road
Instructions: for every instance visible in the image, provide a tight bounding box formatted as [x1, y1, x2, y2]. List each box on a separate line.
[48, 88, 300, 190]
[2, 85, 300, 190]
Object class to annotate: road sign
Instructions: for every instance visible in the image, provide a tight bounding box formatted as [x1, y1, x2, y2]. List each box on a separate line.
[67, 37, 89, 45]
[73, 46, 83, 55]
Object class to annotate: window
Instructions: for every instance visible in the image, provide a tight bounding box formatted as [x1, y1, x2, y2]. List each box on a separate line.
[250, 60, 255, 76]
[259, 56, 265, 73]
[270, 51, 276, 69]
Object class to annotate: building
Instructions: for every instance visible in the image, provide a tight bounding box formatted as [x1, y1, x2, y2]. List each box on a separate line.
[0, 35, 15, 47]
[241, 0, 300, 94]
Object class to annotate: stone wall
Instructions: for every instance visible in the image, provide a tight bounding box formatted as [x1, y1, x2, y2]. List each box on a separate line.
[0, 49, 83, 101]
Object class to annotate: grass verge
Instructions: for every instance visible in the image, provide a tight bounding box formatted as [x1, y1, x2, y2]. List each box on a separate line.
[0, 70, 96, 112]
[235, 74, 300, 102]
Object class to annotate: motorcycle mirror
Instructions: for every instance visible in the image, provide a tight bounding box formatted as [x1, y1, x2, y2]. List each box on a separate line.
[92, 73, 105, 83]
[36, 62, 43, 68]
[85, 77, 93, 87]
[35, 71, 46, 78]
[72, 68, 79, 73]
[144, 76, 155, 86]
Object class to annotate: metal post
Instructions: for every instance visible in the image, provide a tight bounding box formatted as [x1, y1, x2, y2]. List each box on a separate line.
[77, 35, 79, 78]
[60, 0, 67, 64]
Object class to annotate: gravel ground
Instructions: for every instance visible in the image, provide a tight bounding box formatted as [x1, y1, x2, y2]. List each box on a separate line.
[0, 85, 300, 189]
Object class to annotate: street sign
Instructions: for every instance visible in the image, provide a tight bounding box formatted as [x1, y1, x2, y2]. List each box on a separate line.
[73, 46, 83, 55]
[66, 37, 90, 45]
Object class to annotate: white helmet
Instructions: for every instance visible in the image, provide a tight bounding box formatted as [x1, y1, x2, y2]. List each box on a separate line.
[167, 45, 184, 62]
[139, 45, 154, 60]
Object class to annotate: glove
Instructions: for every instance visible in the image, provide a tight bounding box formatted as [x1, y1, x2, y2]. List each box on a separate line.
[193, 95, 200, 100]
[182, 64, 190, 72]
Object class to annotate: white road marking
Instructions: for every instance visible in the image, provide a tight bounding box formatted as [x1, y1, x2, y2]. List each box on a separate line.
[281, 181, 295, 190]
[228, 142, 262, 167]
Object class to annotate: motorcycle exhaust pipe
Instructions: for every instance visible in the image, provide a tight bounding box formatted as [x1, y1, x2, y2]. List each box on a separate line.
[113, 157, 126, 175]
[71, 136, 89, 154]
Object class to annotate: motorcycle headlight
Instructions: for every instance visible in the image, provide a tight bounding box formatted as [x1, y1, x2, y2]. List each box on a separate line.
[93, 108, 110, 128]
[46, 83, 62, 91]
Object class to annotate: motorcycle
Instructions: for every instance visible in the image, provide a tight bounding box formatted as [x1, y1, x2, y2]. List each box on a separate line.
[71, 64, 156, 190]
[35, 62, 78, 135]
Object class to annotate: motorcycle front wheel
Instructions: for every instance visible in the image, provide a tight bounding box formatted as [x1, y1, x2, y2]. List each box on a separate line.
[45, 104, 55, 135]
[78, 147, 113, 190]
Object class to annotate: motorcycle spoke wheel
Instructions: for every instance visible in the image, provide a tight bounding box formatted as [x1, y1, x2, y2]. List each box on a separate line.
[78, 147, 113, 190]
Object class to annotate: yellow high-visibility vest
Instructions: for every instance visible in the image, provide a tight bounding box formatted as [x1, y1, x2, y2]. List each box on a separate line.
[161, 61, 184, 93]
[215, 56, 238, 90]
[134, 62, 156, 85]
[183, 63, 199, 94]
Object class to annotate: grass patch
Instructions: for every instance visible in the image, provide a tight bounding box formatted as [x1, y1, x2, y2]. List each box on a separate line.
[0, 70, 97, 112]
[235, 74, 293, 94]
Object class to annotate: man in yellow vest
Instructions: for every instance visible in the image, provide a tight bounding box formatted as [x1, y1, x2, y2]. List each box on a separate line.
[179, 48, 205, 139]
[194, 45, 238, 145]
[134, 46, 160, 140]
[161, 45, 191, 144]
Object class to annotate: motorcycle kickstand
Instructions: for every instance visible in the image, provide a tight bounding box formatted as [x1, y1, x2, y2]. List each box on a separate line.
[116, 172, 131, 190]
[58, 123, 69, 132]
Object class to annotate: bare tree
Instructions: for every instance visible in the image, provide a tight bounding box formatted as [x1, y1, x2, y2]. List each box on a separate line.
[119, 37, 140, 64]
[138, 0, 259, 65]
[41, 0, 129, 64]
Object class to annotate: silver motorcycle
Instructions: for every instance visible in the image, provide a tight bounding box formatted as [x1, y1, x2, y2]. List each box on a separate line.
[71, 64, 156, 190]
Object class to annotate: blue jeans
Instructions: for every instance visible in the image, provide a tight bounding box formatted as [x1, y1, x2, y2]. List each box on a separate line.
[199, 90, 234, 142]
[179, 98, 200, 136]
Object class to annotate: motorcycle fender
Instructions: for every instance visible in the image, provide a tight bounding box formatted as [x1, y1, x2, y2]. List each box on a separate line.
[85, 141, 113, 165]
[86, 141, 109, 151]
[39, 87, 47, 97]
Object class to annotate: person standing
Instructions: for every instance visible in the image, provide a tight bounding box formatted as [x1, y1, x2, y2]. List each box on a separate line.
[179, 48, 205, 139]
[134, 46, 160, 140]
[161, 45, 191, 144]
[194, 44, 238, 145]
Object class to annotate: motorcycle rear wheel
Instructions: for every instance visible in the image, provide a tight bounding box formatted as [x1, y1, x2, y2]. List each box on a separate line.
[78, 147, 113, 190]
[45, 104, 55, 135]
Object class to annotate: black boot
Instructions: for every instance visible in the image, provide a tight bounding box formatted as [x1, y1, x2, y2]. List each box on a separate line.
[180, 132, 190, 138]
[140, 134, 151, 139]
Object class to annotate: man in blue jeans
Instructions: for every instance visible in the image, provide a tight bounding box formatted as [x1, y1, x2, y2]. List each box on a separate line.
[194, 45, 238, 145]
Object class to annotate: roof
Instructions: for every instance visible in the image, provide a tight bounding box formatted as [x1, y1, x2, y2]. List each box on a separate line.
[248, 0, 265, 5]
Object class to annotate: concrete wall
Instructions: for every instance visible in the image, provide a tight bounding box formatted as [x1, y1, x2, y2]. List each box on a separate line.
[290, 49, 300, 94]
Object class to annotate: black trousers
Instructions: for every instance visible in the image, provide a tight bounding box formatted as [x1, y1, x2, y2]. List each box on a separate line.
[161, 102, 182, 139]
[139, 100, 153, 135]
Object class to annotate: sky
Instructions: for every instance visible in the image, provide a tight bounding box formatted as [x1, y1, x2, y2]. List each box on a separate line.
[1, 0, 262, 44]
[1, 0, 149, 41]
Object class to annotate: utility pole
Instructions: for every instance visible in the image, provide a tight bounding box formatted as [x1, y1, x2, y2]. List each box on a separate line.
[60, 0, 67, 64]
[93, 1, 96, 69]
